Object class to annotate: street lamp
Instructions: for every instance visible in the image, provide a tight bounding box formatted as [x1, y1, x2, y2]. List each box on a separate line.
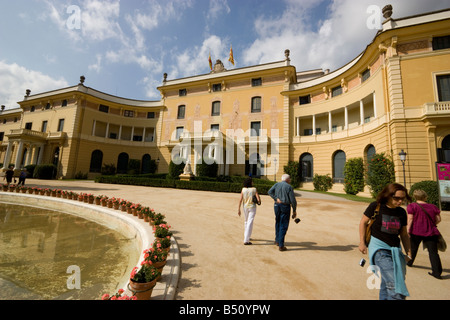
[273, 157, 277, 182]
[399, 149, 407, 186]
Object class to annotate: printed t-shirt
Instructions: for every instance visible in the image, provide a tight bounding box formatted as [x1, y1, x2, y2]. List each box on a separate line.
[364, 201, 407, 247]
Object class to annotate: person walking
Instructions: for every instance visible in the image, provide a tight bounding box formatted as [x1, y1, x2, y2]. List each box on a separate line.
[237, 177, 260, 245]
[18, 168, 28, 186]
[268, 174, 297, 251]
[406, 189, 443, 279]
[359, 183, 412, 300]
[4, 165, 15, 186]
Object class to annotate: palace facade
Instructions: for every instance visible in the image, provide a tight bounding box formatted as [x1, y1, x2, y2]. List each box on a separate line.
[1, 7, 450, 192]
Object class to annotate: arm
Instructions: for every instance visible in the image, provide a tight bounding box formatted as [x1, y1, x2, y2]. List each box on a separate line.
[237, 191, 243, 217]
[358, 215, 370, 254]
[407, 214, 414, 234]
[268, 185, 276, 201]
[400, 226, 412, 262]
[436, 214, 441, 225]
[255, 190, 261, 203]
[288, 187, 297, 218]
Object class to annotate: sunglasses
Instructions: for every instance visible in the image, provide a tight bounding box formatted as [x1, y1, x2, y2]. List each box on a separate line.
[392, 196, 405, 201]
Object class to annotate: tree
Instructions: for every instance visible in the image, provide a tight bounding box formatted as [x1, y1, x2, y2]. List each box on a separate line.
[366, 153, 395, 198]
[344, 157, 365, 195]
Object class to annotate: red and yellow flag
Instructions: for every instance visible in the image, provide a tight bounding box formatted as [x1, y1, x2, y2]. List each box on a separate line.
[209, 52, 213, 70]
[228, 45, 235, 66]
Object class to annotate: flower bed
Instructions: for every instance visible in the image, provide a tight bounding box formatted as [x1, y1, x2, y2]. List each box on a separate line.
[0, 184, 173, 301]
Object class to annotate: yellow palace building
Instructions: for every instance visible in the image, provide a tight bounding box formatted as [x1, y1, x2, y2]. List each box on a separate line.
[1, 7, 449, 192]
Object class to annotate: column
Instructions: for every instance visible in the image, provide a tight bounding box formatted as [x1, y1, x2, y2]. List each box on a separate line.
[142, 128, 146, 143]
[32, 145, 39, 164]
[328, 112, 332, 133]
[105, 123, 110, 138]
[131, 127, 134, 141]
[92, 120, 96, 136]
[344, 106, 348, 129]
[37, 145, 45, 165]
[312, 115, 316, 136]
[296, 117, 300, 136]
[25, 145, 33, 166]
[373, 91, 377, 118]
[14, 141, 24, 168]
[2, 141, 13, 169]
[118, 125, 122, 140]
[360, 100, 365, 125]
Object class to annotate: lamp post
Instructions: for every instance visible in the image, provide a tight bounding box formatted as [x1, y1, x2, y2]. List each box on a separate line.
[273, 158, 277, 182]
[399, 149, 407, 187]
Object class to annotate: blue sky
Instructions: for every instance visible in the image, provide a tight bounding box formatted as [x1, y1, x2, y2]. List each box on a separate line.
[0, 0, 449, 109]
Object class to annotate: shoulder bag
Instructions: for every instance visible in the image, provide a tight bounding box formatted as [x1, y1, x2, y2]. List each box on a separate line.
[365, 203, 380, 246]
[417, 203, 446, 252]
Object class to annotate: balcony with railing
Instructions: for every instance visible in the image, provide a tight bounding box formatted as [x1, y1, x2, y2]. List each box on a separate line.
[422, 101, 450, 116]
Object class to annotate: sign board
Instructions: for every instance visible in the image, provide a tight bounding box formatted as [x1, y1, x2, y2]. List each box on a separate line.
[436, 163, 450, 203]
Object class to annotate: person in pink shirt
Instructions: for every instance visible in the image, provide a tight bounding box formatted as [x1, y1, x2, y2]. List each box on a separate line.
[406, 189, 443, 279]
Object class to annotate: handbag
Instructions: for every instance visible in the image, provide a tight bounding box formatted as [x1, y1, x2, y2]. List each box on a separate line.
[252, 194, 261, 206]
[365, 203, 380, 246]
[417, 203, 447, 252]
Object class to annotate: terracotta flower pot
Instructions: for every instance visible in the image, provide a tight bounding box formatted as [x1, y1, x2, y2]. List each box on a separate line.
[127, 280, 156, 300]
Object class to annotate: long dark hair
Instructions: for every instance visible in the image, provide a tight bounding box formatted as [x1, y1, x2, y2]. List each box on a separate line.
[243, 177, 253, 188]
[376, 183, 411, 204]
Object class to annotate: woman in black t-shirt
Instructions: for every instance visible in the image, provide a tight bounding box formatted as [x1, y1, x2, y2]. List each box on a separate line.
[359, 183, 412, 300]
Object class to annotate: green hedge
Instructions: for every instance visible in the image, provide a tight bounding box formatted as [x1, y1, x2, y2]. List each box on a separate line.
[95, 175, 274, 195]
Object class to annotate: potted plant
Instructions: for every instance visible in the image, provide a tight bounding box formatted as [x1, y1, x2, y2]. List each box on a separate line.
[153, 237, 171, 253]
[153, 223, 172, 240]
[111, 197, 120, 209]
[15, 185, 22, 193]
[44, 188, 51, 196]
[128, 262, 160, 300]
[27, 186, 34, 194]
[153, 213, 167, 226]
[144, 247, 169, 278]
[9, 184, 16, 192]
[100, 196, 108, 206]
[87, 194, 95, 204]
[101, 289, 136, 300]
[33, 187, 41, 195]
[78, 193, 85, 201]
[119, 199, 128, 212]
[2, 184, 8, 192]
[95, 195, 102, 205]
[55, 189, 62, 197]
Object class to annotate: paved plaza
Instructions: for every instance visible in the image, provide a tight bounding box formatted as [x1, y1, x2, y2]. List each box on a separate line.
[17, 179, 450, 300]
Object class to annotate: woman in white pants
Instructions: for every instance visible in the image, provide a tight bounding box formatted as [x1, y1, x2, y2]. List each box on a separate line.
[238, 177, 261, 245]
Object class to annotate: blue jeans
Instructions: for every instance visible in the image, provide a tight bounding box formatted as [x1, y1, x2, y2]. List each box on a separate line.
[274, 203, 290, 247]
[373, 249, 406, 300]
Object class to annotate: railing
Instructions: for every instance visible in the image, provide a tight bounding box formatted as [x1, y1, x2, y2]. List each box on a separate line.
[423, 101, 450, 115]
[8, 129, 47, 139]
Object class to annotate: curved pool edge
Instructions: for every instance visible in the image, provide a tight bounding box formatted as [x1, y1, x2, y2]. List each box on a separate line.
[0, 192, 180, 300]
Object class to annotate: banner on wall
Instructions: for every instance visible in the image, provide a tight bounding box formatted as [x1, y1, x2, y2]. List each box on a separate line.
[436, 163, 450, 203]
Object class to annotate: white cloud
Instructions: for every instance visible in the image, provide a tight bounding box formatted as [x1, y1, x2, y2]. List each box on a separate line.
[207, 0, 231, 21]
[88, 54, 102, 73]
[0, 61, 68, 110]
[173, 35, 229, 78]
[242, 0, 450, 72]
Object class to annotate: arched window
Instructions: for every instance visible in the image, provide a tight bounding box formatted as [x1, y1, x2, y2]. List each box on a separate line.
[89, 150, 103, 173]
[366, 145, 376, 162]
[300, 153, 313, 182]
[117, 152, 129, 174]
[443, 135, 450, 149]
[333, 150, 346, 183]
[141, 154, 152, 174]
